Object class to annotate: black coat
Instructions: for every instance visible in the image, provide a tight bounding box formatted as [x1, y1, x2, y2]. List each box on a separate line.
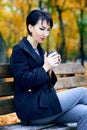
[10, 37, 62, 122]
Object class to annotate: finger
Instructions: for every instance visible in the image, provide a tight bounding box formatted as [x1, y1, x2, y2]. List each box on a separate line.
[48, 54, 59, 61]
[58, 54, 61, 63]
[44, 52, 47, 58]
[49, 59, 59, 66]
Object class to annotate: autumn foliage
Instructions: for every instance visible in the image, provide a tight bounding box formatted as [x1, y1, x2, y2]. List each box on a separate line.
[0, 0, 87, 61]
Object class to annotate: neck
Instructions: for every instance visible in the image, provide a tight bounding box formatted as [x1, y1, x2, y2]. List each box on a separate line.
[27, 35, 38, 49]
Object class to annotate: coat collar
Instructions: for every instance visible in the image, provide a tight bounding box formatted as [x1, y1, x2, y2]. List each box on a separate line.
[20, 37, 45, 66]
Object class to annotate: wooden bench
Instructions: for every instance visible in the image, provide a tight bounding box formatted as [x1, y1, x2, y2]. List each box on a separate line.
[0, 63, 87, 130]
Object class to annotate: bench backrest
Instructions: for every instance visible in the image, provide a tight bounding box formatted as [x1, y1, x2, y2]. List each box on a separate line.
[0, 63, 87, 115]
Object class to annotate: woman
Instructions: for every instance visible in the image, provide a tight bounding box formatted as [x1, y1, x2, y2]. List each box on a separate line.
[10, 9, 87, 130]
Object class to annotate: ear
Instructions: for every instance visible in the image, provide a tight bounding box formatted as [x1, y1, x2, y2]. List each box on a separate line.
[28, 24, 33, 33]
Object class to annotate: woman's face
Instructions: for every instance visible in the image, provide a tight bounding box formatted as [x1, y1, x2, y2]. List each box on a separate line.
[29, 20, 51, 43]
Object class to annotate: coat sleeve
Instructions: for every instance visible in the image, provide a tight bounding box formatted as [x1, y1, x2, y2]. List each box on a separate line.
[47, 71, 57, 89]
[10, 45, 50, 91]
[49, 71, 57, 85]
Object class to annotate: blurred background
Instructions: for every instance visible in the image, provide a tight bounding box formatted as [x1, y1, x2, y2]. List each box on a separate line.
[0, 0, 87, 65]
[0, 0, 87, 126]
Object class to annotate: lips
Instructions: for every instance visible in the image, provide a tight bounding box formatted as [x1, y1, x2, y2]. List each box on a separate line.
[40, 37, 45, 40]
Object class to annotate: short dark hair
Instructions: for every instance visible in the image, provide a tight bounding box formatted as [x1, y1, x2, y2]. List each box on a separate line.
[26, 9, 53, 35]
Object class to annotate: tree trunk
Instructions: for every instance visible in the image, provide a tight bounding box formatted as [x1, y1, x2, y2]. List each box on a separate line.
[79, 10, 85, 66]
[57, 9, 66, 62]
[0, 33, 7, 63]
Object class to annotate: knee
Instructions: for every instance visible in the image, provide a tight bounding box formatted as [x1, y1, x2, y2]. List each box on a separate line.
[78, 87, 87, 97]
[77, 87, 86, 91]
[75, 87, 86, 95]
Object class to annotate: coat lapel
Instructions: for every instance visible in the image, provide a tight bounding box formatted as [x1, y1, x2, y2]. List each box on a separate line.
[20, 37, 45, 66]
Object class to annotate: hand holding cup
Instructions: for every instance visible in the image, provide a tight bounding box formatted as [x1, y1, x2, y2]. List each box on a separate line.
[43, 50, 61, 72]
[47, 51, 61, 66]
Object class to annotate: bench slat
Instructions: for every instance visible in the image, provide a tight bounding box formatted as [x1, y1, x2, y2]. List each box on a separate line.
[0, 82, 15, 97]
[0, 76, 87, 97]
[53, 63, 85, 74]
[0, 98, 15, 115]
[54, 76, 87, 89]
[0, 64, 12, 78]
[0, 63, 85, 78]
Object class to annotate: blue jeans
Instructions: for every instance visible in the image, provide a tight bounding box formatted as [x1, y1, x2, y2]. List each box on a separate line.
[29, 87, 87, 130]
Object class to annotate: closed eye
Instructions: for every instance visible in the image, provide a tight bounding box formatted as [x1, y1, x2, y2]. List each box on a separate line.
[39, 27, 50, 32]
[39, 28, 44, 30]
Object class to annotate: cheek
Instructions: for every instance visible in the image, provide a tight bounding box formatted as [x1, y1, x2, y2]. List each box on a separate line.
[33, 31, 40, 41]
[33, 29, 40, 36]
[47, 32, 50, 37]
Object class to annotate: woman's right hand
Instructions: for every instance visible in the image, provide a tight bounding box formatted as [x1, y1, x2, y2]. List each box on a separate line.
[43, 51, 61, 72]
